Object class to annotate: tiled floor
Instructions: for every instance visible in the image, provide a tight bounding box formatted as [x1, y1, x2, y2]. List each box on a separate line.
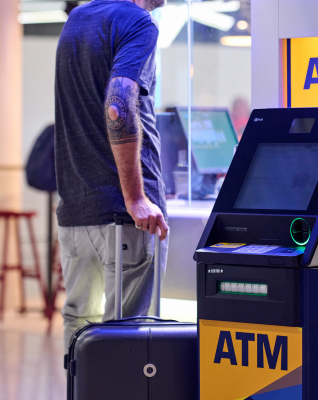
[0, 302, 66, 400]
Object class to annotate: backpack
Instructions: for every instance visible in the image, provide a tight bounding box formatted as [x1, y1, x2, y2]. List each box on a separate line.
[26, 124, 57, 192]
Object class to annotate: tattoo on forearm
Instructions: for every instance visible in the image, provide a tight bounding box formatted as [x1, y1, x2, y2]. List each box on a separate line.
[105, 78, 140, 145]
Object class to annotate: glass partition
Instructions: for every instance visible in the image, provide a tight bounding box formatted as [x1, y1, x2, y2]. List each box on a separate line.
[154, 0, 251, 205]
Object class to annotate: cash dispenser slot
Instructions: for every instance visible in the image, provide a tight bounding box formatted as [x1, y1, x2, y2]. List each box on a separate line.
[197, 263, 300, 327]
[218, 281, 268, 296]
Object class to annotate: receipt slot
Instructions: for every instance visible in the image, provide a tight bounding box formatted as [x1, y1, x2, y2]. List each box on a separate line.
[195, 108, 318, 400]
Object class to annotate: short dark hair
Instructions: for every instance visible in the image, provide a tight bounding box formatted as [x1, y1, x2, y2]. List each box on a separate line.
[65, 1, 79, 16]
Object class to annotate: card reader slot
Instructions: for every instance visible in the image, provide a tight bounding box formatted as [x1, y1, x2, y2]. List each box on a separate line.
[215, 214, 316, 248]
[225, 227, 247, 232]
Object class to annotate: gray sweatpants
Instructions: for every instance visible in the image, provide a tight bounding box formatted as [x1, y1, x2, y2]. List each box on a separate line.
[58, 223, 169, 354]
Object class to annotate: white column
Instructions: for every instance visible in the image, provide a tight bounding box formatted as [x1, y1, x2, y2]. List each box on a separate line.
[251, 0, 318, 110]
[251, 0, 280, 109]
[279, 0, 318, 39]
[0, 0, 23, 209]
[0, 0, 23, 310]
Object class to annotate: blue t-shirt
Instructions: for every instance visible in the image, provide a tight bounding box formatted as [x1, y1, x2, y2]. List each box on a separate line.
[55, 0, 167, 226]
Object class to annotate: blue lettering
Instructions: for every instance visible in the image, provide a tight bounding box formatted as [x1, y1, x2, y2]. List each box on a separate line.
[214, 331, 237, 365]
[213, 331, 288, 370]
[304, 58, 318, 90]
[236, 332, 255, 367]
[257, 334, 288, 370]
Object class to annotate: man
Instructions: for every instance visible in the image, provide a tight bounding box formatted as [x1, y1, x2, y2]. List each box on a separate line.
[55, 0, 169, 353]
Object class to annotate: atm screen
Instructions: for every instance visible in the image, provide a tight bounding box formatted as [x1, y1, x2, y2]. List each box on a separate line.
[177, 108, 238, 174]
[234, 144, 318, 210]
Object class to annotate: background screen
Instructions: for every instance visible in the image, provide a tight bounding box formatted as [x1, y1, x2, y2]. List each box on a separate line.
[178, 109, 238, 174]
[234, 144, 318, 210]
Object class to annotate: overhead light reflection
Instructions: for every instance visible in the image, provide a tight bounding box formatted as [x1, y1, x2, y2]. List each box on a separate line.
[155, 0, 240, 48]
[19, 1, 65, 12]
[192, 6, 235, 32]
[18, 10, 68, 24]
[220, 35, 251, 47]
[156, 4, 188, 49]
[202, 0, 240, 13]
[236, 20, 249, 30]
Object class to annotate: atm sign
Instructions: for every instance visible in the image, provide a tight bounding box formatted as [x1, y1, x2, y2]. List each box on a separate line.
[200, 320, 302, 400]
[214, 330, 287, 370]
[287, 37, 318, 107]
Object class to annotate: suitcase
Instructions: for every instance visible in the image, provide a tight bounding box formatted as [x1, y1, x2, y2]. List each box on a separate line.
[65, 217, 198, 400]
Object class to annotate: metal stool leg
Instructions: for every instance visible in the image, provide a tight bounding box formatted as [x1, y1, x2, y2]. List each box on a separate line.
[47, 238, 65, 335]
[25, 215, 48, 315]
[0, 217, 10, 319]
[15, 216, 27, 314]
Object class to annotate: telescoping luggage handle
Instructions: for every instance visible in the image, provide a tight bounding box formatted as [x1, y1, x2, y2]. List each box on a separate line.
[114, 216, 161, 320]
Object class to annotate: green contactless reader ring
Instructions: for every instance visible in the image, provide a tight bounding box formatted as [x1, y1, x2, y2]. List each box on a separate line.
[290, 218, 311, 246]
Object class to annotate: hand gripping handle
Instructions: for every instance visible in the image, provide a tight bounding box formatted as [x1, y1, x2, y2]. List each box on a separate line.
[114, 215, 161, 320]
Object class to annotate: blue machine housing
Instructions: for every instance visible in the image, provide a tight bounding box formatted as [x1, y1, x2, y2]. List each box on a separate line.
[195, 108, 318, 400]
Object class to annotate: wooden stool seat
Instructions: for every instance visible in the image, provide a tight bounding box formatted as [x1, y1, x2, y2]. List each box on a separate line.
[0, 211, 36, 217]
[0, 211, 47, 319]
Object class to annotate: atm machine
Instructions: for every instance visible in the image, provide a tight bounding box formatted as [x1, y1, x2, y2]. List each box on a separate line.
[195, 108, 318, 400]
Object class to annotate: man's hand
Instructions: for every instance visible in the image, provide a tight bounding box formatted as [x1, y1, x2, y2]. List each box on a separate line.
[125, 197, 168, 240]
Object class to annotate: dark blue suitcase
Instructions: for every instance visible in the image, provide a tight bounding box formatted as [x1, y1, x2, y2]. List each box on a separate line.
[66, 318, 197, 400]
[65, 219, 198, 400]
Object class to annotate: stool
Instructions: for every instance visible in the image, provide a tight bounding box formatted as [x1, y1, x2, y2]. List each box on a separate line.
[0, 211, 48, 319]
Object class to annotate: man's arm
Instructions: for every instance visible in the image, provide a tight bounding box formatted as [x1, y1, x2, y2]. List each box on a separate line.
[105, 77, 168, 240]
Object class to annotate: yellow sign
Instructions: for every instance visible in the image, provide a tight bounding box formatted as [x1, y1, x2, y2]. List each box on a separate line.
[289, 37, 318, 107]
[200, 320, 302, 400]
[210, 243, 246, 249]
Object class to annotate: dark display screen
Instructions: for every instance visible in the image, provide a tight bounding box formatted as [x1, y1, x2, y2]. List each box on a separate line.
[234, 144, 318, 210]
